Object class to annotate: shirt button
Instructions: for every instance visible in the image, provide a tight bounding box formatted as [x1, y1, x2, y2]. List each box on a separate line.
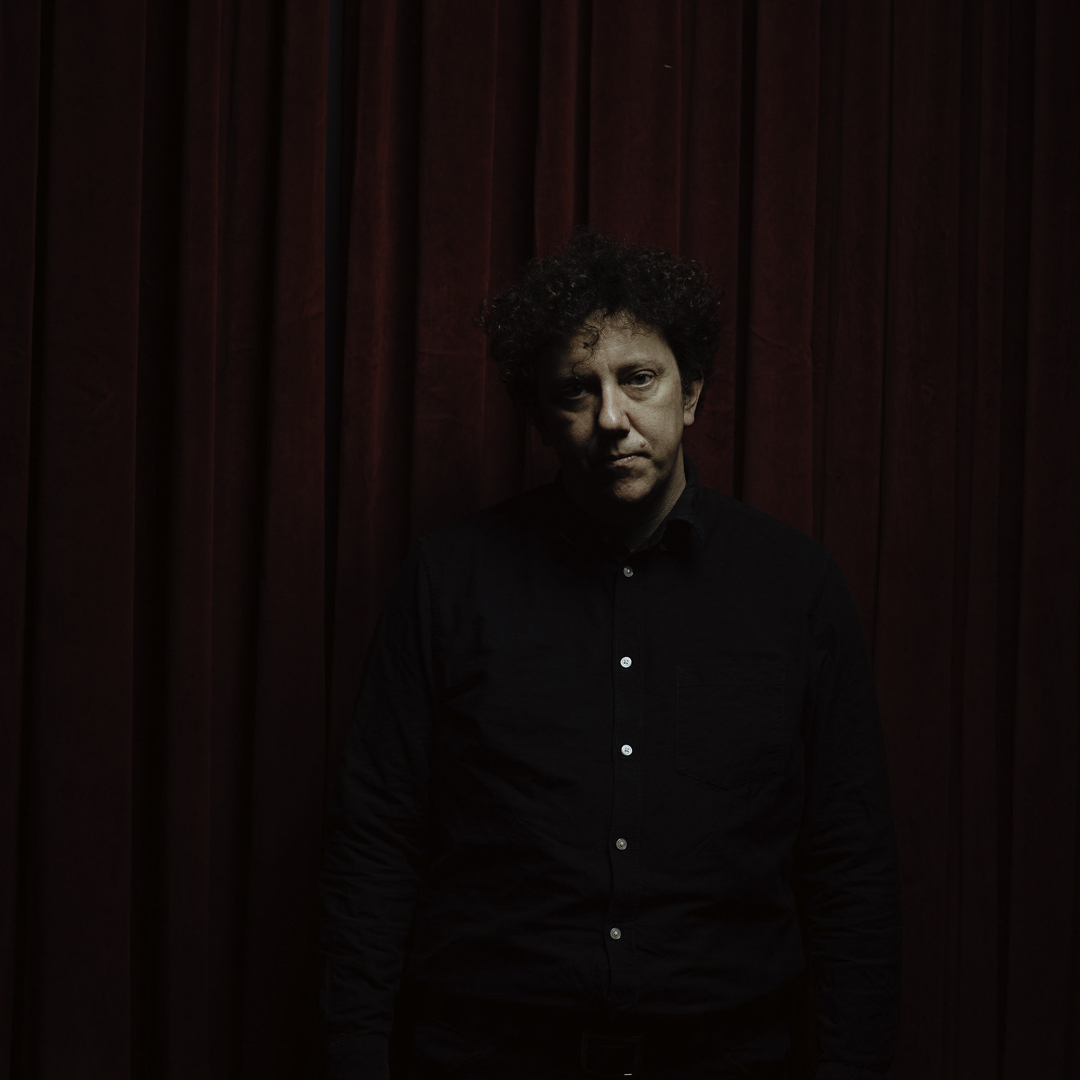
[620, 744, 633, 756]
[610, 927, 622, 940]
[623, 565, 633, 577]
[619, 656, 632, 668]
[615, 838, 628, 850]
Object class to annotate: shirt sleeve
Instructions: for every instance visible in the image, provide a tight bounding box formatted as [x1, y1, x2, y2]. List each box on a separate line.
[796, 555, 902, 1079]
[319, 544, 438, 1078]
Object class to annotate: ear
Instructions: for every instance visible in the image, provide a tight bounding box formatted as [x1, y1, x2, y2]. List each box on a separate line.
[682, 378, 704, 426]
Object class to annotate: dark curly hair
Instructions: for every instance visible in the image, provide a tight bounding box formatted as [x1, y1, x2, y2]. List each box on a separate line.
[478, 230, 722, 409]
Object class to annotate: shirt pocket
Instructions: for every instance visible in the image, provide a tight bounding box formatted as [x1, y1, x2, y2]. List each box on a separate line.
[675, 658, 786, 790]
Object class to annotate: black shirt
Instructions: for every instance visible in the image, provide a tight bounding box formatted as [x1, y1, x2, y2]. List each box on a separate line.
[320, 464, 901, 1078]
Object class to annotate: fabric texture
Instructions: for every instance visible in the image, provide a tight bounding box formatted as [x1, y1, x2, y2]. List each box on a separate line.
[0, 1, 329, 1077]
[321, 465, 901, 1076]
[402, 997, 792, 1078]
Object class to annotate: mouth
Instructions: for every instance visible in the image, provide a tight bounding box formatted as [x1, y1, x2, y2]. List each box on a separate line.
[600, 453, 644, 469]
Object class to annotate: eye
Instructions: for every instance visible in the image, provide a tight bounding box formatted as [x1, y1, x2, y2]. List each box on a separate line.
[626, 371, 655, 387]
[557, 382, 586, 401]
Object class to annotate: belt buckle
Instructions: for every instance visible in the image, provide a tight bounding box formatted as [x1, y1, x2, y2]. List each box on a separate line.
[580, 1030, 644, 1077]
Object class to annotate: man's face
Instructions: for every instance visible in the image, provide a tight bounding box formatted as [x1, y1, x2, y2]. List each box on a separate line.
[532, 314, 703, 520]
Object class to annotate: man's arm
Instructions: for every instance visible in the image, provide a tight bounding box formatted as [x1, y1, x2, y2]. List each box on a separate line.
[320, 546, 437, 1080]
[795, 555, 902, 1079]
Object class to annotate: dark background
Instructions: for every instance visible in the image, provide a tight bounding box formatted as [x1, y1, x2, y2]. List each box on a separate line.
[1, 1, 1077, 1077]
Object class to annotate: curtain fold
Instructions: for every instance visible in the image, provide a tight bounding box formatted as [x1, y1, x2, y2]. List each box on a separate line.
[0, 1, 328, 1077]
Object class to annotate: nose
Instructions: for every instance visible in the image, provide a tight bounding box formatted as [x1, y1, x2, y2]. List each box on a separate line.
[597, 383, 630, 433]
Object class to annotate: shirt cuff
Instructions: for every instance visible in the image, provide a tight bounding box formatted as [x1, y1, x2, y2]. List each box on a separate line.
[325, 1032, 389, 1080]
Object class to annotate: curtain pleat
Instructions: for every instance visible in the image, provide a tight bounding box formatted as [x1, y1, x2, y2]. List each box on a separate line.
[0, 1, 328, 1077]
[0, 0, 45, 1073]
[1003, 1, 1080, 1073]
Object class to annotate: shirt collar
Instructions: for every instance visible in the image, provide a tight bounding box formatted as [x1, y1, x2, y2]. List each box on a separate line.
[547, 456, 704, 557]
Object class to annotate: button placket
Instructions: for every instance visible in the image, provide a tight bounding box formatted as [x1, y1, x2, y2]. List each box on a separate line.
[606, 556, 645, 1005]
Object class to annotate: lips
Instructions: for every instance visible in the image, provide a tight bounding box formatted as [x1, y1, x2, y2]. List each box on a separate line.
[601, 453, 643, 468]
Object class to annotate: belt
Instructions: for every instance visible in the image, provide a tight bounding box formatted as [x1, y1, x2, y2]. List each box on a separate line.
[415, 988, 787, 1077]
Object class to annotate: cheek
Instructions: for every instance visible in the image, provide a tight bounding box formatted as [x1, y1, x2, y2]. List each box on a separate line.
[548, 413, 592, 453]
[639, 400, 684, 447]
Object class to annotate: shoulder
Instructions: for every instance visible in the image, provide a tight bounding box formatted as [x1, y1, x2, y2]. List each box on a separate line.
[696, 484, 827, 557]
[694, 485, 833, 587]
[414, 484, 555, 566]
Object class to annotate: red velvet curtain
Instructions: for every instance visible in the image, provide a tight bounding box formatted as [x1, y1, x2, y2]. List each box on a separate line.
[0, 1, 328, 1077]
[1, 1, 1077, 1079]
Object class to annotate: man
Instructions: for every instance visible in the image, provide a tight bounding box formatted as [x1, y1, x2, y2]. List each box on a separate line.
[320, 232, 901, 1079]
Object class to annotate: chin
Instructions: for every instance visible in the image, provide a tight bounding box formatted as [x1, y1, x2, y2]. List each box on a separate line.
[605, 479, 653, 506]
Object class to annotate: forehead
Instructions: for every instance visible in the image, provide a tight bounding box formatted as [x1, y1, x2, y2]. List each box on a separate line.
[550, 317, 674, 374]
